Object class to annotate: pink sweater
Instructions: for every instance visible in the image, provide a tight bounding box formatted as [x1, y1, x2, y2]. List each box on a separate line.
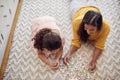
[30, 16, 64, 49]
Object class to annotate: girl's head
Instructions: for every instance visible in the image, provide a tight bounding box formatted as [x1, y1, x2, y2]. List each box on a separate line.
[78, 10, 102, 42]
[33, 28, 62, 56]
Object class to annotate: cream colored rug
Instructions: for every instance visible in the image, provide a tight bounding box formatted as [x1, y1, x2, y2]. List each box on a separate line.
[3, 0, 120, 80]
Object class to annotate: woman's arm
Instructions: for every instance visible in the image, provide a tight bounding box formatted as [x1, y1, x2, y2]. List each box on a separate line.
[91, 47, 102, 62]
[89, 47, 102, 71]
[63, 45, 78, 65]
[67, 45, 78, 56]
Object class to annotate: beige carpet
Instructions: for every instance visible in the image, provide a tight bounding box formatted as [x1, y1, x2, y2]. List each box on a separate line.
[3, 0, 120, 80]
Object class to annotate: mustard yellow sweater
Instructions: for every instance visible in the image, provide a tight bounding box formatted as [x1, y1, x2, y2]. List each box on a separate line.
[71, 6, 110, 50]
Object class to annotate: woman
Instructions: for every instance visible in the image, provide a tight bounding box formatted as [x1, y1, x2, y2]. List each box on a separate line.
[64, 0, 110, 71]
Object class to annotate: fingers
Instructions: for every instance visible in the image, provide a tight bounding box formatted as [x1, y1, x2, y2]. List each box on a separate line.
[63, 57, 69, 65]
[51, 66, 59, 70]
[88, 62, 96, 72]
[50, 62, 59, 70]
[88, 66, 93, 71]
[53, 62, 58, 67]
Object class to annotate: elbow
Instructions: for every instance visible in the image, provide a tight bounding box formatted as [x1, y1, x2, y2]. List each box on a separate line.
[95, 47, 103, 54]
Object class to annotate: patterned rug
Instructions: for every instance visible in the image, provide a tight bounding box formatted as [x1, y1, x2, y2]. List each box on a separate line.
[3, 0, 120, 80]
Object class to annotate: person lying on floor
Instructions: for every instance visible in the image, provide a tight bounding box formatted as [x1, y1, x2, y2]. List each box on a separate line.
[30, 16, 65, 70]
[63, 0, 110, 71]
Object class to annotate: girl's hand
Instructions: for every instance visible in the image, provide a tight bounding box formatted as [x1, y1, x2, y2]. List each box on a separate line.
[49, 61, 59, 70]
[63, 53, 70, 65]
[88, 60, 96, 71]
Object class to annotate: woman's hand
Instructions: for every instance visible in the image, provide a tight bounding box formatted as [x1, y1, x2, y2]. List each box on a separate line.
[88, 60, 96, 71]
[63, 45, 78, 65]
[63, 53, 70, 65]
[88, 47, 102, 71]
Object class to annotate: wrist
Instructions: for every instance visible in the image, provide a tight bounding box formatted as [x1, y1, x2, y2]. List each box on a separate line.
[47, 61, 51, 66]
[67, 52, 71, 56]
[91, 59, 97, 63]
[56, 58, 60, 62]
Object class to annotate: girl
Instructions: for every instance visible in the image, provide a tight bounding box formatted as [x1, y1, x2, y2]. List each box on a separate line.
[31, 16, 65, 70]
[63, 0, 110, 71]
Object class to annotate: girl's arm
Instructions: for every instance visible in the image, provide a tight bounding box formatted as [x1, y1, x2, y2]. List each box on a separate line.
[56, 38, 65, 61]
[37, 50, 51, 66]
[38, 50, 60, 69]
[56, 46, 63, 62]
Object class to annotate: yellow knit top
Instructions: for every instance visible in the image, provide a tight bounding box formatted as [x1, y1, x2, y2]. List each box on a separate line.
[71, 6, 110, 50]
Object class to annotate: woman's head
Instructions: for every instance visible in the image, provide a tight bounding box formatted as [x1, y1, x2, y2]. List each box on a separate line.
[33, 28, 62, 52]
[78, 10, 102, 42]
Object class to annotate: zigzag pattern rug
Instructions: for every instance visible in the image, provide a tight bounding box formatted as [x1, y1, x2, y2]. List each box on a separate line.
[3, 0, 120, 80]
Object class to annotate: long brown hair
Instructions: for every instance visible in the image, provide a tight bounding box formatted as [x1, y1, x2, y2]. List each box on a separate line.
[78, 10, 102, 43]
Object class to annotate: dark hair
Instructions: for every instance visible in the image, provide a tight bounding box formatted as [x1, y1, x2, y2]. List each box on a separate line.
[33, 28, 62, 51]
[78, 10, 102, 43]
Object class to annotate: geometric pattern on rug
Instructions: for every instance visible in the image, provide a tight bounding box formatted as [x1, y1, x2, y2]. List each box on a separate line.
[3, 0, 120, 80]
